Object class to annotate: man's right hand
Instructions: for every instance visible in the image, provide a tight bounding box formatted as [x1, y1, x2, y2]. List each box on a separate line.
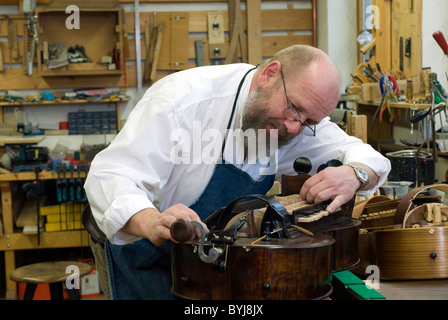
[122, 204, 203, 246]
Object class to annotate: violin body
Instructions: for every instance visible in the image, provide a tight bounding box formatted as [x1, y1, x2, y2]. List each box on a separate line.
[170, 178, 360, 300]
[172, 235, 335, 300]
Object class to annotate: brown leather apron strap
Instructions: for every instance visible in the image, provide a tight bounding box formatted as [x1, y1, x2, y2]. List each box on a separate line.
[394, 184, 448, 225]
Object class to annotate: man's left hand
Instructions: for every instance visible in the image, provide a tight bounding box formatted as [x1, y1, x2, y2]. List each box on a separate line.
[299, 164, 376, 213]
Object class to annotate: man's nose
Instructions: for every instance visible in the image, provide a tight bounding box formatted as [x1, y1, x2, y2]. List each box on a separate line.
[283, 119, 303, 135]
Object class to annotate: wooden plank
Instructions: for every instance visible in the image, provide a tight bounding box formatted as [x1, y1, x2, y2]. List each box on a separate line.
[1, 182, 14, 234]
[373, 0, 392, 72]
[15, 197, 46, 228]
[4, 251, 16, 299]
[207, 11, 226, 59]
[150, 21, 165, 81]
[0, 230, 90, 251]
[170, 12, 189, 69]
[247, 0, 262, 65]
[391, 0, 422, 78]
[126, 9, 313, 34]
[346, 111, 367, 143]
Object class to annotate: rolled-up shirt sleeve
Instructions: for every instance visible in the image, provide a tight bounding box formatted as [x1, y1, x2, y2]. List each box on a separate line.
[84, 96, 177, 245]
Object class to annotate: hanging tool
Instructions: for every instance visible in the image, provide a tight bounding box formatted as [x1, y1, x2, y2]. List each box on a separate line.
[25, 13, 39, 76]
[433, 30, 448, 56]
[433, 30, 448, 81]
[370, 74, 399, 134]
[364, 64, 379, 82]
[352, 62, 372, 85]
[76, 163, 83, 200]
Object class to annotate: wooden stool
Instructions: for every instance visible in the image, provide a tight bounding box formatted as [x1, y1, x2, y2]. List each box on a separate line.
[9, 261, 92, 300]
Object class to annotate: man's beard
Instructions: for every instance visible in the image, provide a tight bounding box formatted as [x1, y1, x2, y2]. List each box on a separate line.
[242, 86, 293, 149]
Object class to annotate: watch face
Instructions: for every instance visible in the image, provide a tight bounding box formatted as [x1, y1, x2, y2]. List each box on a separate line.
[358, 169, 369, 181]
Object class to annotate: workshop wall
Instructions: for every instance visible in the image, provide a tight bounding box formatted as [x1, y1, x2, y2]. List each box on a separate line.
[0, 0, 316, 126]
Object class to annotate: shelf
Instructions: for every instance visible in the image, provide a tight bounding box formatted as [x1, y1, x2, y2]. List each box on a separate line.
[0, 97, 129, 131]
[39, 67, 123, 77]
[36, 8, 124, 77]
[0, 98, 130, 107]
[357, 100, 432, 110]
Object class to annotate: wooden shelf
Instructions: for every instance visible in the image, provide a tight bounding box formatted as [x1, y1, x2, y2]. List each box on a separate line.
[357, 100, 432, 110]
[36, 7, 124, 77]
[0, 98, 129, 107]
[39, 68, 123, 77]
[0, 97, 130, 131]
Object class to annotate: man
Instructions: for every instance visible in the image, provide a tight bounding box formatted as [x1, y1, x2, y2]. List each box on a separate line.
[84, 45, 391, 299]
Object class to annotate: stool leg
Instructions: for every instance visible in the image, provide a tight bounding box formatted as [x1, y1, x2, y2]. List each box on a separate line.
[23, 283, 37, 300]
[66, 287, 81, 300]
[49, 283, 64, 300]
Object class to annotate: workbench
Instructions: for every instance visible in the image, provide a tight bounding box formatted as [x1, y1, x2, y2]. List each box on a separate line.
[0, 170, 89, 300]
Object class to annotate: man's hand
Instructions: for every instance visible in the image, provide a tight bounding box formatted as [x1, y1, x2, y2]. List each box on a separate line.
[299, 163, 378, 213]
[122, 204, 203, 246]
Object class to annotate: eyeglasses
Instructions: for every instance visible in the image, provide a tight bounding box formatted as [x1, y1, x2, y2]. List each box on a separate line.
[280, 70, 316, 137]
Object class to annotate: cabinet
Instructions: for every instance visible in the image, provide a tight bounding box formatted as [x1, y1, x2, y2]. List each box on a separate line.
[36, 7, 124, 77]
[0, 171, 90, 299]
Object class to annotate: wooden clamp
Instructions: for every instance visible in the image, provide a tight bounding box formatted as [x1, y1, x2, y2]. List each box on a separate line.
[207, 12, 226, 60]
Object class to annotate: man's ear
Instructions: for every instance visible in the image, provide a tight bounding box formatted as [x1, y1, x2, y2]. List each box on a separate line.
[258, 61, 281, 86]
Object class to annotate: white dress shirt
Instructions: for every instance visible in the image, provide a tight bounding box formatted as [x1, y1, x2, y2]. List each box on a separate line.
[84, 64, 391, 245]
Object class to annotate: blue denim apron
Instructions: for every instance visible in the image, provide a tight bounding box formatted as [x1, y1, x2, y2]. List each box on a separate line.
[105, 67, 275, 299]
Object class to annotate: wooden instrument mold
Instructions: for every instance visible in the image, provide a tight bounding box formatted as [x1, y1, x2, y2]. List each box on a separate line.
[170, 192, 360, 300]
[354, 184, 448, 280]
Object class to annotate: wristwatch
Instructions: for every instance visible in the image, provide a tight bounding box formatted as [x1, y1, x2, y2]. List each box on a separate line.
[347, 163, 369, 191]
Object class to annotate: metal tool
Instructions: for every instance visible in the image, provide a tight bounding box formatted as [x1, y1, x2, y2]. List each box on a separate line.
[371, 74, 398, 133]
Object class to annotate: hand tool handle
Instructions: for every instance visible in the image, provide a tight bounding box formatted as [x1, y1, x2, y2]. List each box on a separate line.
[433, 30, 448, 55]
[388, 75, 401, 95]
[170, 218, 195, 243]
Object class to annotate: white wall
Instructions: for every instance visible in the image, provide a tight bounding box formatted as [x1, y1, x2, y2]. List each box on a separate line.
[317, 0, 358, 94]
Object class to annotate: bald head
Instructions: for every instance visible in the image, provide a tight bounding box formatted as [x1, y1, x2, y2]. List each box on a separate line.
[261, 45, 341, 115]
[264, 45, 340, 89]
